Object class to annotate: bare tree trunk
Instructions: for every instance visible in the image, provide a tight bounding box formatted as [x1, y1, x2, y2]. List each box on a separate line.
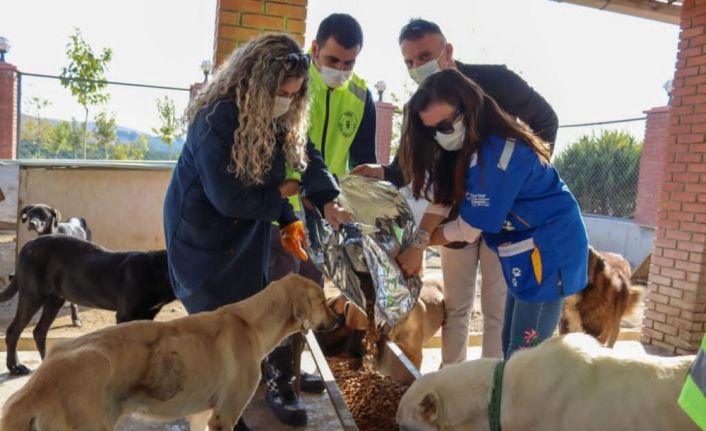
[83, 106, 89, 159]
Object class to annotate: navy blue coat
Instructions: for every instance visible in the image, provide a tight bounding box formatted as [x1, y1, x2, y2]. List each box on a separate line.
[163, 98, 338, 313]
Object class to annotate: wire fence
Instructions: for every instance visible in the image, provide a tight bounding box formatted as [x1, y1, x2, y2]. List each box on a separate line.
[555, 120, 645, 219]
[17, 71, 648, 219]
[17, 72, 191, 161]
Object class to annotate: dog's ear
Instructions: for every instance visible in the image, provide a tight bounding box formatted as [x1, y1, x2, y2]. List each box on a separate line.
[418, 392, 441, 424]
[19, 205, 32, 223]
[51, 209, 62, 227]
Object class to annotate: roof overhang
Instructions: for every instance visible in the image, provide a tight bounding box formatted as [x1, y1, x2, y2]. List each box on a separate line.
[552, 0, 681, 25]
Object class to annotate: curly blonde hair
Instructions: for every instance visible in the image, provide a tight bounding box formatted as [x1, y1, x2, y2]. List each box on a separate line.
[186, 33, 310, 185]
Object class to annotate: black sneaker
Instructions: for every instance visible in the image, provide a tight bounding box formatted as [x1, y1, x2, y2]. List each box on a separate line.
[265, 387, 308, 426]
[300, 372, 325, 394]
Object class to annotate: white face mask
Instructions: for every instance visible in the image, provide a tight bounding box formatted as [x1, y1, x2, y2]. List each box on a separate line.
[434, 118, 466, 151]
[273, 96, 293, 118]
[408, 47, 448, 85]
[319, 65, 353, 88]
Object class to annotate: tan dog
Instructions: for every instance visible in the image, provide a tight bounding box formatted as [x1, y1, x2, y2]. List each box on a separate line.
[0, 274, 337, 431]
[560, 247, 645, 347]
[318, 277, 445, 368]
[397, 333, 698, 431]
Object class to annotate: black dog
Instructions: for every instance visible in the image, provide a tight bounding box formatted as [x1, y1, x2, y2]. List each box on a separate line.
[20, 203, 93, 327]
[0, 235, 175, 375]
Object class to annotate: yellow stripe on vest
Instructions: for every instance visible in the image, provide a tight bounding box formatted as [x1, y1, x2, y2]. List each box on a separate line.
[531, 246, 543, 284]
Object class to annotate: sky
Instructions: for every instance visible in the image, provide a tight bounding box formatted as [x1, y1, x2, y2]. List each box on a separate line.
[1, 0, 680, 155]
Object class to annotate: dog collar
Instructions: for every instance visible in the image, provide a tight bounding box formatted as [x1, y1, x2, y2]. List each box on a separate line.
[488, 360, 505, 431]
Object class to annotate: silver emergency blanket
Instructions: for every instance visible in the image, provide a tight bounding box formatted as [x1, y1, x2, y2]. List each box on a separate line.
[305, 175, 422, 326]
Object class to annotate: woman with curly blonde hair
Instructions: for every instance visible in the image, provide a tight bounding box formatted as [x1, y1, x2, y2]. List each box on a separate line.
[163, 34, 349, 430]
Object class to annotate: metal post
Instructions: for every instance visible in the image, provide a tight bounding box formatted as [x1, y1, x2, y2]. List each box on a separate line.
[15, 71, 21, 154]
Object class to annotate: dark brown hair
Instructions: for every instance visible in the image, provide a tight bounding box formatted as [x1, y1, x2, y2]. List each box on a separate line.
[398, 69, 550, 206]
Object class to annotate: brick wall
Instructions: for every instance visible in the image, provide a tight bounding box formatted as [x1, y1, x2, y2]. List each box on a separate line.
[375, 101, 395, 165]
[214, 0, 308, 67]
[634, 107, 670, 227]
[642, 0, 706, 355]
[0, 62, 17, 160]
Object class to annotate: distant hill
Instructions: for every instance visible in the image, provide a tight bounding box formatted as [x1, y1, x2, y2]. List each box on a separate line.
[19, 114, 185, 159]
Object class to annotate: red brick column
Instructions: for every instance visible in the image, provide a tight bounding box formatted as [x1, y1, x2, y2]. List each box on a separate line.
[634, 107, 670, 227]
[214, 0, 308, 67]
[0, 61, 17, 160]
[642, 0, 706, 354]
[374, 101, 394, 165]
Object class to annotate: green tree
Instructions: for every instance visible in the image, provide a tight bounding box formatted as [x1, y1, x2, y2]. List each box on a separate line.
[111, 135, 148, 160]
[151, 96, 181, 160]
[60, 28, 112, 159]
[93, 111, 117, 159]
[554, 130, 642, 218]
[43, 122, 71, 158]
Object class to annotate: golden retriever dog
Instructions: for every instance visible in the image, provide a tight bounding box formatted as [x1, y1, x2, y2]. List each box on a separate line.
[397, 333, 698, 431]
[0, 274, 337, 431]
[317, 277, 444, 368]
[560, 246, 645, 347]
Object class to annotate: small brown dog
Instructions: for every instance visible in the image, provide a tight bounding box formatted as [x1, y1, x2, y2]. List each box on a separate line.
[560, 246, 645, 347]
[318, 277, 445, 368]
[0, 274, 337, 431]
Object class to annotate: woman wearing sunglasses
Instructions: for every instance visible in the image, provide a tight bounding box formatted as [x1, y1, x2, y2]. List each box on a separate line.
[163, 34, 349, 430]
[396, 69, 588, 360]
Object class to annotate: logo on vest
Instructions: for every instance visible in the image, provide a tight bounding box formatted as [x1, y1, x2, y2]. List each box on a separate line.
[338, 111, 358, 137]
[465, 192, 490, 207]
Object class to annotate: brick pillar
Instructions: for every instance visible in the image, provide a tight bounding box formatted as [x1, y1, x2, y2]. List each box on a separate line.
[642, 1, 706, 355]
[634, 107, 670, 227]
[189, 82, 205, 101]
[374, 101, 395, 165]
[0, 61, 17, 160]
[214, 0, 308, 67]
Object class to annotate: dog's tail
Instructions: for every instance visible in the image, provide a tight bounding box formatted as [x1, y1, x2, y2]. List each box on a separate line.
[0, 274, 18, 302]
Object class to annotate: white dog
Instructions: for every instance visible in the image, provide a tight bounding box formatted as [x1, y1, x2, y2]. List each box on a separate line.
[397, 333, 698, 431]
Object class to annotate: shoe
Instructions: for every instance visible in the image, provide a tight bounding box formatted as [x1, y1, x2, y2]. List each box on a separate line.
[265, 386, 308, 426]
[233, 417, 251, 431]
[300, 371, 325, 393]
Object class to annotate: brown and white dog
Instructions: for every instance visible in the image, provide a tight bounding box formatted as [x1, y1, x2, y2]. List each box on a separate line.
[560, 246, 645, 347]
[0, 274, 337, 431]
[397, 333, 698, 431]
[317, 277, 445, 368]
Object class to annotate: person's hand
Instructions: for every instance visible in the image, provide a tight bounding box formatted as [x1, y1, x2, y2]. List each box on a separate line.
[323, 202, 352, 230]
[350, 164, 384, 179]
[397, 246, 424, 276]
[279, 179, 301, 199]
[281, 220, 308, 261]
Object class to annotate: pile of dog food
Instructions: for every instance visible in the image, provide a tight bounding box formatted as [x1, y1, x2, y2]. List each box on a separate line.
[326, 301, 410, 431]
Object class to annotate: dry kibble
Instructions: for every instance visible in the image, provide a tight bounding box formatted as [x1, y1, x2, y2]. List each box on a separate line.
[326, 300, 410, 431]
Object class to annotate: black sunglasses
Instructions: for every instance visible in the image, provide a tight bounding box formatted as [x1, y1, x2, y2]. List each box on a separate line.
[432, 110, 462, 135]
[275, 52, 310, 72]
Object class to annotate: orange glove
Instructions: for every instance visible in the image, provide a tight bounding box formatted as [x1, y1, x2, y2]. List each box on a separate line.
[281, 220, 309, 261]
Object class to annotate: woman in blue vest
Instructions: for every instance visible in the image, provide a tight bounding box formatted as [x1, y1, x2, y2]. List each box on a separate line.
[396, 69, 588, 359]
[163, 34, 349, 430]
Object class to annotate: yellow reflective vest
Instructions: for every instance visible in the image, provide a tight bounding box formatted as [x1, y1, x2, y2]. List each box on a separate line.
[679, 335, 706, 430]
[287, 63, 367, 211]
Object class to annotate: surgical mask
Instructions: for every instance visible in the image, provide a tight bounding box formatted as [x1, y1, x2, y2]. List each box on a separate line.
[319, 65, 353, 88]
[273, 96, 293, 118]
[408, 47, 447, 85]
[434, 118, 466, 151]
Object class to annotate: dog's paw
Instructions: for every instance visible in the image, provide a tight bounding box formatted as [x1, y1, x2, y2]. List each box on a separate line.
[8, 364, 31, 375]
[72, 319, 83, 328]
